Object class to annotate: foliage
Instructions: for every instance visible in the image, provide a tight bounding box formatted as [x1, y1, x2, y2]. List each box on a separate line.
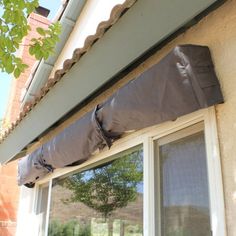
[0, 0, 61, 78]
[61, 150, 143, 219]
[29, 21, 61, 60]
[48, 219, 91, 236]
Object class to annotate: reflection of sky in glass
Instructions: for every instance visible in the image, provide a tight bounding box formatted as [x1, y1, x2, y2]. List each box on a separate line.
[136, 183, 143, 193]
[160, 132, 210, 209]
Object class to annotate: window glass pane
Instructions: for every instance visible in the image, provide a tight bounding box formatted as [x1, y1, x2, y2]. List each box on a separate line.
[48, 146, 143, 236]
[157, 131, 211, 236]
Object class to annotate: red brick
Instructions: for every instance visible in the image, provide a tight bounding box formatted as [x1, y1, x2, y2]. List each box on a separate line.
[4, 12, 50, 123]
[0, 222, 16, 236]
[1, 11, 51, 234]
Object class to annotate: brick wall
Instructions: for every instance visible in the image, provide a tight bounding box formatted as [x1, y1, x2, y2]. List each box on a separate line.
[0, 162, 18, 236]
[5, 13, 51, 123]
[0, 12, 50, 236]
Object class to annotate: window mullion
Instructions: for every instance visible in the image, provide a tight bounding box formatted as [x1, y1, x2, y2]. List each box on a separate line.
[143, 137, 156, 236]
[155, 140, 161, 236]
[44, 179, 52, 236]
[204, 107, 226, 236]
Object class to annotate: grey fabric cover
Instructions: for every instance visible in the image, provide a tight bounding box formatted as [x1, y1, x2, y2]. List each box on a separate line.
[18, 45, 224, 187]
[17, 148, 52, 188]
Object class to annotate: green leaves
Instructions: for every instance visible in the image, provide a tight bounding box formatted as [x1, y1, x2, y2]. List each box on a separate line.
[30, 22, 62, 60]
[36, 27, 46, 36]
[14, 68, 21, 78]
[0, 0, 61, 78]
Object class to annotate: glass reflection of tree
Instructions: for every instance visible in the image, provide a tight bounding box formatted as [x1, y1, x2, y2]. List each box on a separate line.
[61, 150, 143, 220]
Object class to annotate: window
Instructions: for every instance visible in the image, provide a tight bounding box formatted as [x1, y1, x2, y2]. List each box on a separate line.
[48, 146, 143, 236]
[155, 123, 211, 235]
[30, 108, 225, 236]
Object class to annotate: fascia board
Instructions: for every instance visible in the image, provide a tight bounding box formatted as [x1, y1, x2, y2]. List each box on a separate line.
[0, 0, 219, 163]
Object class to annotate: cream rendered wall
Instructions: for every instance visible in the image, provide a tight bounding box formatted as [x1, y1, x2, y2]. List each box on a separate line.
[49, 0, 125, 77]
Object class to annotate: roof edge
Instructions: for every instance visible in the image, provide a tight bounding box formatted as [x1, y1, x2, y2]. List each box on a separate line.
[0, 0, 137, 144]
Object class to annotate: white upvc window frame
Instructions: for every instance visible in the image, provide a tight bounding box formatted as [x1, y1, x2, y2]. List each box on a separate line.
[16, 107, 226, 236]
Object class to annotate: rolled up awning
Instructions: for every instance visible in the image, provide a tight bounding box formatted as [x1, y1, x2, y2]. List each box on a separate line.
[18, 45, 223, 187]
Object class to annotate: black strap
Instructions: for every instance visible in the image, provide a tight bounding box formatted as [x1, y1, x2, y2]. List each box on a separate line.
[93, 105, 112, 148]
[39, 146, 54, 172]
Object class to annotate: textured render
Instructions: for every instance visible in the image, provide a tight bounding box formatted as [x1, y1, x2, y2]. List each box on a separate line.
[27, 0, 236, 234]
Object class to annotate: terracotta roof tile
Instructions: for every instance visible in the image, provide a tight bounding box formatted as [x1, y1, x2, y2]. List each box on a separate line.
[0, 0, 137, 143]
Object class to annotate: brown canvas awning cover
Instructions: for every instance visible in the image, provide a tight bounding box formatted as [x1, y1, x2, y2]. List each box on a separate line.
[18, 45, 224, 187]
